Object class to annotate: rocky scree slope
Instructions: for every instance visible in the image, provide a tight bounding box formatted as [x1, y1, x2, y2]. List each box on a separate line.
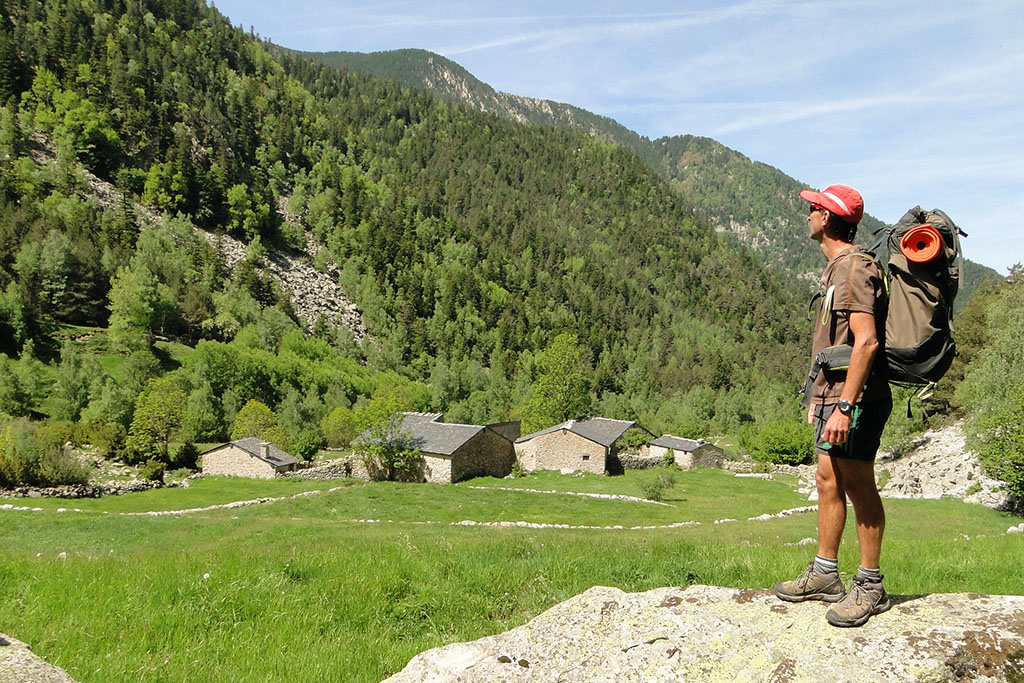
[30, 135, 367, 340]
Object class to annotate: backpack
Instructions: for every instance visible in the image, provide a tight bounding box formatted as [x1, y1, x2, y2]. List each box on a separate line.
[799, 206, 967, 405]
[874, 206, 966, 387]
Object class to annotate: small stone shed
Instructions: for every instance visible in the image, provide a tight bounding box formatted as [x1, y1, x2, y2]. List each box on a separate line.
[391, 413, 517, 484]
[201, 438, 301, 479]
[515, 417, 653, 475]
[646, 434, 725, 469]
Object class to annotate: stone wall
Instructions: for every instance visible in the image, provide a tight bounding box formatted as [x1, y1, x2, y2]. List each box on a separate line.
[1, 479, 180, 499]
[287, 456, 371, 482]
[612, 453, 664, 471]
[423, 454, 453, 484]
[202, 445, 277, 479]
[648, 444, 725, 470]
[516, 430, 606, 475]
[450, 429, 515, 482]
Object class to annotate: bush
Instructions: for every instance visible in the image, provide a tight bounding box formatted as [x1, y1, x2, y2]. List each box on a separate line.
[662, 449, 677, 468]
[0, 422, 42, 486]
[0, 421, 90, 486]
[354, 414, 423, 482]
[85, 421, 126, 460]
[38, 446, 90, 486]
[321, 405, 360, 448]
[139, 458, 165, 483]
[638, 469, 676, 501]
[171, 441, 200, 471]
[290, 428, 325, 461]
[740, 419, 814, 466]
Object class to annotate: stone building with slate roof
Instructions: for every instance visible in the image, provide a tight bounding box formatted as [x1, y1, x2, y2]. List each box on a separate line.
[514, 417, 653, 475]
[201, 438, 302, 479]
[646, 434, 725, 469]
[389, 413, 517, 484]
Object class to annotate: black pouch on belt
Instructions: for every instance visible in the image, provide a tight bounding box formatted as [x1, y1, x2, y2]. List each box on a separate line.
[799, 344, 853, 406]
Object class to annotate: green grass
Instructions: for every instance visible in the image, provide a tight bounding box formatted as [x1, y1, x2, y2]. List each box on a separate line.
[1, 471, 1022, 682]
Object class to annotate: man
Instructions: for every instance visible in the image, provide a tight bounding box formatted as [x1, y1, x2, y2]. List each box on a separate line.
[773, 184, 893, 628]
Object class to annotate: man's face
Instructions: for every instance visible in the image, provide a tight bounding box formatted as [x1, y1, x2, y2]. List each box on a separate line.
[807, 204, 828, 241]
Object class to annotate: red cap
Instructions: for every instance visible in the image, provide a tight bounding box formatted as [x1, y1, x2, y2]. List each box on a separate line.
[800, 184, 864, 224]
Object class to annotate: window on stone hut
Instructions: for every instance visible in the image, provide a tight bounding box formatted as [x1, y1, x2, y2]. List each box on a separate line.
[582, 455, 590, 461]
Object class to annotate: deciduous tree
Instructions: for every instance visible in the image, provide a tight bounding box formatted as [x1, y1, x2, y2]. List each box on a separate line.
[126, 378, 185, 464]
[519, 332, 592, 434]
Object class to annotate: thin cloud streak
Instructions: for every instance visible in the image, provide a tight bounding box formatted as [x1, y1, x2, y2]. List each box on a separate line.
[208, 0, 1024, 272]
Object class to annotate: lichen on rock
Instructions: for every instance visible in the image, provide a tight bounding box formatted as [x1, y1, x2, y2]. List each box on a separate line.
[386, 585, 1024, 682]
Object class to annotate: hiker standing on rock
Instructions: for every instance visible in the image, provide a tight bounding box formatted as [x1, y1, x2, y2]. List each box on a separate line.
[773, 184, 894, 627]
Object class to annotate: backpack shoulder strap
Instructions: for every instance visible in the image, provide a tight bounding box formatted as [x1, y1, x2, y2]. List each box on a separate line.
[848, 247, 889, 297]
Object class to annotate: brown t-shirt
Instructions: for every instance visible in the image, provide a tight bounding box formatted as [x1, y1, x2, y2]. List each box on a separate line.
[809, 247, 889, 404]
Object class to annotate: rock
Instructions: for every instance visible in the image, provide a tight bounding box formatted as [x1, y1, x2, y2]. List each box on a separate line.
[878, 421, 1018, 511]
[198, 229, 367, 338]
[386, 585, 1024, 682]
[30, 133, 366, 340]
[0, 632, 77, 682]
[0, 480, 186, 501]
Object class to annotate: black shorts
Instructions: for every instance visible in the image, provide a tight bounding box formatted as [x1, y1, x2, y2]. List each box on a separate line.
[813, 398, 893, 461]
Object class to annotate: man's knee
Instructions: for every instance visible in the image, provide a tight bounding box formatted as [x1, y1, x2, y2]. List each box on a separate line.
[816, 466, 842, 499]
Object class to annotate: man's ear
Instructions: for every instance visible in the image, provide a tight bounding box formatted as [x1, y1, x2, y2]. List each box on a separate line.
[820, 210, 837, 238]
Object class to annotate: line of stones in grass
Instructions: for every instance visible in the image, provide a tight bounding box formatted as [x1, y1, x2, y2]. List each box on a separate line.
[466, 486, 677, 507]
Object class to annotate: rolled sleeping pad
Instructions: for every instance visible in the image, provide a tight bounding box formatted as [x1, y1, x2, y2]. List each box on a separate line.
[900, 224, 943, 263]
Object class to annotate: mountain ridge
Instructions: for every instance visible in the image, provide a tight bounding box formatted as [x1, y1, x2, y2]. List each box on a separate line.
[300, 47, 1000, 297]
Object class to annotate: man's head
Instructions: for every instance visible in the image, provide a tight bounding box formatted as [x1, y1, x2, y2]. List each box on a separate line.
[800, 184, 863, 243]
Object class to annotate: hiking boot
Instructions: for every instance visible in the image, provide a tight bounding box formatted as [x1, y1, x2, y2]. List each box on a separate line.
[825, 575, 892, 627]
[773, 562, 845, 603]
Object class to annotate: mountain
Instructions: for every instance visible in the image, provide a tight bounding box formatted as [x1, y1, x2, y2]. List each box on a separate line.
[0, 0, 810, 437]
[301, 49, 649, 144]
[303, 48, 1000, 297]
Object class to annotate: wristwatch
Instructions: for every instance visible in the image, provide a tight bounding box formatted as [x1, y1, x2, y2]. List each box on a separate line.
[837, 400, 854, 416]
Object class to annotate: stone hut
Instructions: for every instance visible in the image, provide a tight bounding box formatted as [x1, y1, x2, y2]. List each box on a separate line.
[514, 417, 653, 475]
[646, 434, 725, 469]
[201, 438, 301, 479]
[384, 413, 517, 484]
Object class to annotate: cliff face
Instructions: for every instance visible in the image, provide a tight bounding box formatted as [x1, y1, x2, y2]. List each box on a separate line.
[387, 585, 1024, 682]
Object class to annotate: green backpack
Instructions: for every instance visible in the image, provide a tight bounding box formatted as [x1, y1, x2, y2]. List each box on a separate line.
[879, 206, 966, 386]
[800, 206, 966, 403]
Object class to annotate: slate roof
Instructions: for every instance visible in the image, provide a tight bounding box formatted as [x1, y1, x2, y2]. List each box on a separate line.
[515, 417, 644, 447]
[650, 435, 703, 452]
[357, 413, 513, 456]
[228, 437, 301, 468]
[398, 413, 486, 456]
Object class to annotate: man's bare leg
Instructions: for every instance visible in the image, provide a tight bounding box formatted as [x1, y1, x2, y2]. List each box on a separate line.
[773, 452, 848, 602]
[816, 454, 847, 560]
[836, 458, 884, 569]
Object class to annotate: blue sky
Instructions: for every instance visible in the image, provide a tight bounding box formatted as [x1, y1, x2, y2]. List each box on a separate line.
[211, 0, 1023, 274]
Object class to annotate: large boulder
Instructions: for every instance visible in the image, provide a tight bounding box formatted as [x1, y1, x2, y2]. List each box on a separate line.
[0, 633, 76, 683]
[386, 585, 1024, 681]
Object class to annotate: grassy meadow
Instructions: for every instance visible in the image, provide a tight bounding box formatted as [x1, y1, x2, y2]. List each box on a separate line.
[2, 469, 1022, 681]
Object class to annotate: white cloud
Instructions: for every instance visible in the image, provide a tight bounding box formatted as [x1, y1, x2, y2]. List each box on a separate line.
[210, 0, 1024, 272]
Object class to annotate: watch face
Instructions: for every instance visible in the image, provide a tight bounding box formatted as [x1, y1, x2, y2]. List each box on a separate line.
[838, 401, 853, 415]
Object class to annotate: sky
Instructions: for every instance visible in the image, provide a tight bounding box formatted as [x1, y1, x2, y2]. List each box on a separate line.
[211, 0, 1024, 275]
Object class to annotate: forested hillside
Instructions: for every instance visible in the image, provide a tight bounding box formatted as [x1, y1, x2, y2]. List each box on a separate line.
[307, 49, 1000, 295]
[0, 0, 815, 484]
